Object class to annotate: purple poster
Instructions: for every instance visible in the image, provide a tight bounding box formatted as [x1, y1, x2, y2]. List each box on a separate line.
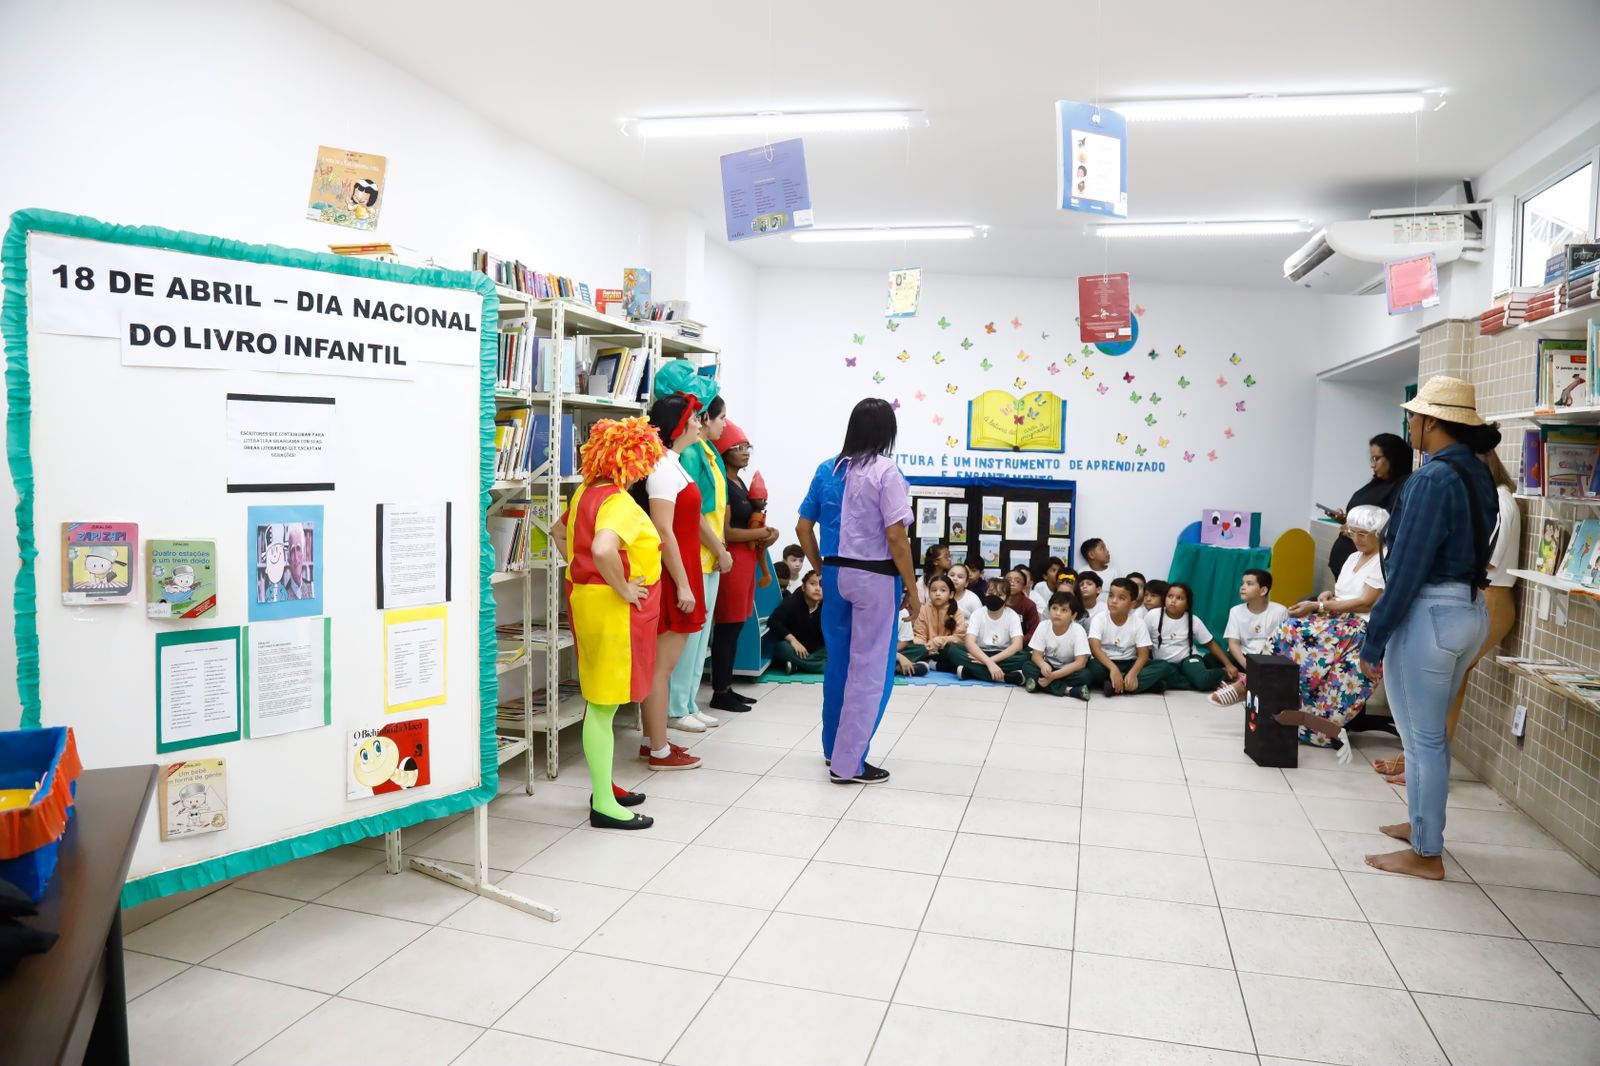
[720, 138, 814, 242]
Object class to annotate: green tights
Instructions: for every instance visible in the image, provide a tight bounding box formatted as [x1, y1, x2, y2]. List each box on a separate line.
[583, 702, 629, 820]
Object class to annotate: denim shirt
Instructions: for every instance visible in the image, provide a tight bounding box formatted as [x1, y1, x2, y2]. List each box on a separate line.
[1361, 442, 1497, 664]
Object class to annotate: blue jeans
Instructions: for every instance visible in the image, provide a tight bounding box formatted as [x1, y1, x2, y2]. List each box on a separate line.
[1381, 583, 1487, 857]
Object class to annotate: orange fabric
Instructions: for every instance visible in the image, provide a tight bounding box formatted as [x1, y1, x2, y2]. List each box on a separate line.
[0, 728, 81, 859]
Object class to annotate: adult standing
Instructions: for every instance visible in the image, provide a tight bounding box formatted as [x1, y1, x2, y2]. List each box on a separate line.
[709, 421, 779, 712]
[1359, 377, 1499, 879]
[1374, 445, 1521, 784]
[663, 373, 732, 733]
[563, 417, 666, 830]
[1327, 433, 1413, 578]
[796, 398, 919, 784]
[633, 393, 706, 771]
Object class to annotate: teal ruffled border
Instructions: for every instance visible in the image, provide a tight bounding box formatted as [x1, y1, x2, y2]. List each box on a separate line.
[0, 209, 499, 907]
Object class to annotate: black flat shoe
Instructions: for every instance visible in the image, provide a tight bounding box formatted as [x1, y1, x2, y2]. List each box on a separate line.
[830, 762, 890, 784]
[590, 808, 654, 830]
[709, 691, 752, 713]
[615, 790, 646, 808]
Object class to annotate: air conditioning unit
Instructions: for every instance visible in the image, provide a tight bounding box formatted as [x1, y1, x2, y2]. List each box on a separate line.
[1285, 200, 1489, 292]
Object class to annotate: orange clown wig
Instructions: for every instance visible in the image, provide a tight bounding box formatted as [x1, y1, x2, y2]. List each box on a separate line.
[580, 416, 664, 487]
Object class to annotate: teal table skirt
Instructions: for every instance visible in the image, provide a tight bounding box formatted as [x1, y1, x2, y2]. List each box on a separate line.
[1168, 542, 1272, 641]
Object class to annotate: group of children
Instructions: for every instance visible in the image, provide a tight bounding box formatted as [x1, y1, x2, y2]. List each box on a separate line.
[767, 536, 1290, 705]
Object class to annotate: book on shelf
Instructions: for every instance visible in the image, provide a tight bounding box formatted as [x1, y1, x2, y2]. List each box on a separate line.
[497, 321, 534, 391]
[622, 267, 652, 319]
[532, 337, 579, 394]
[594, 288, 625, 316]
[1536, 520, 1567, 575]
[528, 414, 577, 478]
[472, 248, 588, 305]
[494, 406, 532, 480]
[1497, 657, 1600, 709]
[1542, 426, 1600, 499]
[1520, 429, 1543, 495]
[1556, 519, 1600, 585]
[1536, 338, 1589, 409]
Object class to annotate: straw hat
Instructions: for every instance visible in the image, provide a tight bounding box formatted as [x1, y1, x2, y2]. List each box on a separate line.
[1401, 375, 1483, 426]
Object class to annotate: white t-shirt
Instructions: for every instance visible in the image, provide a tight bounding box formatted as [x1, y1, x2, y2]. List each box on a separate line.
[1029, 621, 1091, 669]
[1090, 611, 1151, 660]
[1030, 582, 1053, 614]
[1487, 485, 1521, 587]
[1083, 599, 1109, 623]
[969, 607, 1023, 653]
[1333, 551, 1385, 607]
[645, 448, 691, 502]
[1146, 611, 1216, 663]
[1134, 604, 1149, 624]
[955, 588, 983, 618]
[1086, 564, 1121, 583]
[898, 608, 914, 643]
[1224, 601, 1290, 655]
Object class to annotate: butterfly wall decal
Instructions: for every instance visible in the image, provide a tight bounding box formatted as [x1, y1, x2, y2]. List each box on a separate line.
[1013, 377, 1027, 389]
[1133, 304, 1146, 316]
[1207, 450, 1218, 462]
[984, 322, 997, 334]
[932, 414, 944, 426]
[1082, 367, 1094, 379]
[1116, 433, 1128, 444]
[1157, 436, 1170, 448]
[1183, 451, 1195, 462]
[1224, 426, 1235, 439]
[1147, 348, 1159, 360]
[1081, 345, 1094, 356]
[1216, 376, 1228, 387]
[932, 351, 946, 364]
[1177, 376, 1190, 389]
[946, 383, 959, 394]
[1041, 330, 1050, 340]
[1047, 363, 1061, 375]
[1134, 445, 1147, 456]
[1174, 345, 1186, 357]
[1010, 316, 1022, 329]
[914, 389, 927, 401]
[1229, 353, 1241, 365]
[945, 436, 960, 447]
[1129, 391, 1143, 403]
[1178, 410, 1189, 418]
[1144, 413, 1157, 426]
[1122, 371, 1135, 383]
[1017, 350, 1030, 362]
[980, 358, 994, 371]
[960, 338, 974, 350]
[891, 398, 901, 410]
[852, 333, 864, 345]
[1236, 400, 1247, 412]
[872, 371, 885, 383]
[1243, 374, 1257, 387]
[937, 316, 951, 329]
[1013, 414, 1026, 426]
[896, 349, 910, 362]
[1095, 383, 1109, 395]
[845, 356, 857, 367]
[1148, 392, 1162, 404]
[1066, 355, 1077, 366]
[885, 320, 899, 331]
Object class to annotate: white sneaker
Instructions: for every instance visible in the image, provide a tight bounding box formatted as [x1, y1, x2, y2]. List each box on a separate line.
[689, 711, 720, 728]
[669, 715, 707, 733]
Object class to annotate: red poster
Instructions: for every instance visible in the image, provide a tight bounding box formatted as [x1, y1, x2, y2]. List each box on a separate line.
[1078, 273, 1131, 343]
[1385, 253, 1440, 315]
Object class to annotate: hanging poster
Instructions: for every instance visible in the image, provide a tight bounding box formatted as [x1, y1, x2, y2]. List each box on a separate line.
[1078, 273, 1131, 343]
[248, 505, 323, 621]
[979, 535, 1003, 570]
[916, 497, 946, 539]
[147, 539, 218, 620]
[155, 627, 242, 754]
[1007, 500, 1039, 539]
[981, 497, 1004, 532]
[61, 521, 137, 606]
[949, 503, 970, 544]
[226, 393, 336, 493]
[384, 605, 448, 713]
[1385, 253, 1441, 315]
[886, 268, 922, 319]
[306, 145, 387, 231]
[1047, 503, 1072, 537]
[720, 138, 815, 241]
[348, 717, 431, 799]
[1055, 101, 1128, 217]
[244, 617, 332, 739]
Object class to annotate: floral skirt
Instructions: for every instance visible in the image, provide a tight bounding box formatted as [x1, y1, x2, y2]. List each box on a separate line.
[1267, 614, 1380, 747]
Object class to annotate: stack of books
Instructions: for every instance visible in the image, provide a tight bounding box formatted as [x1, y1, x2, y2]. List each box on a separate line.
[328, 242, 398, 261]
[494, 407, 534, 481]
[497, 322, 534, 391]
[1497, 657, 1600, 709]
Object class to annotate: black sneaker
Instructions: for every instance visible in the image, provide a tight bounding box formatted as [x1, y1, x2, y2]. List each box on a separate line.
[782, 660, 795, 675]
[1021, 674, 1038, 692]
[709, 691, 752, 713]
[1004, 669, 1028, 687]
[830, 762, 891, 784]
[911, 662, 930, 677]
[1068, 685, 1088, 702]
[955, 666, 967, 680]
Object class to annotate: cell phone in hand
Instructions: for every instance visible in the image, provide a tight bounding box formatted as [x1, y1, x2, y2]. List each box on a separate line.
[1315, 503, 1338, 515]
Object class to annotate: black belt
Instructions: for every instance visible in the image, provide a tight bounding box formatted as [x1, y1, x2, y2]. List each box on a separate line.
[823, 555, 898, 577]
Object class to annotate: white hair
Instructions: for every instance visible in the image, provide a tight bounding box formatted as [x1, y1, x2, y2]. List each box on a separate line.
[1346, 504, 1389, 534]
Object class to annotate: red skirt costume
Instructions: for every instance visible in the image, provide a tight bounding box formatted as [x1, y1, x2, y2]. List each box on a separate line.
[565, 482, 663, 704]
[658, 469, 706, 634]
[714, 474, 758, 625]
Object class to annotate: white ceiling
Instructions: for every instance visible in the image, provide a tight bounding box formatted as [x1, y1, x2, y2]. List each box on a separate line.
[286, 0, 1600, 287]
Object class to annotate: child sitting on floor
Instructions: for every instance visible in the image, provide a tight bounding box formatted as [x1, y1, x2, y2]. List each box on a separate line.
[1141, 579, 1168, 619]
[903, 572, 966, 676]
[1210, 568, 1290, 706]
[1088, 577, 1161, 697]
[1079, 537, 1121, 583]
[895, 589, 923, 676]
[1148, 581, 1240, 691]
[1126, 572, 1148, 620]
[779, 543, 806, 594]
[947, 561, 984, 618]
[769, 569, 826, 674]
[1030, 556, 1068, 614]
[1006, 566, 1041, 642]
[941, 578, 1029, 685]
[1023, 590, 1092, 700]
[1076, 571, 1107, 626]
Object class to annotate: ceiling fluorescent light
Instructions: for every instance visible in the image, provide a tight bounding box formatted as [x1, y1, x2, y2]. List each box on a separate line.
[624, 110, 927, 138]
[791, 226, 981, 244]
[1115, 92, 1433, 122]
[1097, 220, 1312, 239]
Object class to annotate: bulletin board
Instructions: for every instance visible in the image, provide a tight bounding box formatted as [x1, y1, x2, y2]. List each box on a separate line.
[1, 210, 497, 905]
[907, 475, 1078, 578]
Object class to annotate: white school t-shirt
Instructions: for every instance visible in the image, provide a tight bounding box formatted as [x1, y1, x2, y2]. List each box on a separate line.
[1333, 551, 1385, 606]
[1029, 622, 1090, 669]
[955, 588, 984, 618]
[1090, 611, 1151, 660]
[898, 608, 914, 643]
[1030, 582, 1053, 614]
[645, 448, 691, 502]
[969, 608, 1023, 653]
[1487, 485, 1521, 588]
[1086, 564, 1121, 583]
[1083, 599, 1109, 624]
[1224, 601, 1290, 655]
[1146, 611, 1215, 664]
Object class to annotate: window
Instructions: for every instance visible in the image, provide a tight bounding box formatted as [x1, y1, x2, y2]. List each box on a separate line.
[1516, 160, 1596, 287]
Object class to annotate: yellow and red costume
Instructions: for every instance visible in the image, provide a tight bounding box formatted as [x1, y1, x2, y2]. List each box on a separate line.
[566, 481, 663, 701]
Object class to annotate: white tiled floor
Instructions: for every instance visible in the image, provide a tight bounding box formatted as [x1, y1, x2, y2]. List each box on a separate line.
[125, 683, 1600, 1065]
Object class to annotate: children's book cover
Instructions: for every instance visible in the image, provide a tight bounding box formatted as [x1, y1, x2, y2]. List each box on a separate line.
[1047, 503, 1072, 537]
[948, 503, 970, 544]
[1558, 519, 1599, 584]
[348, 717, 431, 799]
[305, 145, 387, 231]
[622, 267, 652, 320]
[61, 522, 137, 605]
[158, 758, 228, 841]
[885, 268, 922, 319]
[1536, 520, 1566, 576]
[979, 534, 1002, 570]
[147, 539, 218, 619]
[248, 505, 323, 621]
[981, 497, 1004, 533]
[968, 390, 1066, 452]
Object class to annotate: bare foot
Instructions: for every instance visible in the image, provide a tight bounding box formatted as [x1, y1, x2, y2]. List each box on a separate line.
[1373, 755, 1405, 776]
[1386, 773, 1407, 785]
[1364, 848, 1445, 879]
[1380, 822, 1411, 842]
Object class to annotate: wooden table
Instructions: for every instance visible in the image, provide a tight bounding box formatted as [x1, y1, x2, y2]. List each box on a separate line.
[1, 764, 156, 1066]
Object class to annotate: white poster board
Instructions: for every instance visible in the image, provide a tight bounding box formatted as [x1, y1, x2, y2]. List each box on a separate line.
[2, 213, 492, 902]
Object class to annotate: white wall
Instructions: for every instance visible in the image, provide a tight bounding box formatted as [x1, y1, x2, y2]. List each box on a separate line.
[752, 268, 1325, 580]
[0, 0, 759, 729]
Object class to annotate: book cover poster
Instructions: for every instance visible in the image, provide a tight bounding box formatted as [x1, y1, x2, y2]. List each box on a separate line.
[979, 535, 1002, 570]
[148, 539, 218, 619]
[348, 717, 431, 799]
[1056, 101, 1127, 217]
[980, 497, 1004, 533]
[159, 758, 228, 842]
[1048, 537, 1072, 562]
[1007, 501, 1038, 539]
[1384, 253, 1440, 316]
[1078, 273, 1131, 343]
[1048, 503, 1072, 537]
[306, 145, 386, 231]
[886, 268, 922, 319]
[248, 505, 323, 621]
[948, 503, 970, 544]
[916, 498, 945, 539]
[61, 521, 137, 605]
[720, 138, 814, 241]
